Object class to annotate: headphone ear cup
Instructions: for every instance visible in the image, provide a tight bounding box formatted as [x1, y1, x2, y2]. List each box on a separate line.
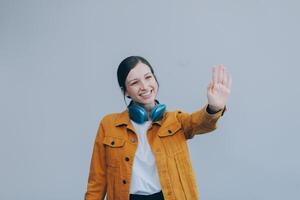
[128, 104, 148, 124]
[150, 104, 166, 122]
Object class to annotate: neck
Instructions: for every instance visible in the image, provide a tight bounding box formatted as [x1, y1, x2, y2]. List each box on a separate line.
[133, 101, 156, 112]
[143, 103, 155, 112]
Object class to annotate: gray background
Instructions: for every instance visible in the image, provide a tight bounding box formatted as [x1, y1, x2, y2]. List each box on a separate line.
[1, 0, 299, 199]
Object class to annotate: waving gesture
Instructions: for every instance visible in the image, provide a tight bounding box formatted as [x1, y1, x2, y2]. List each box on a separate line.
[207, 64, 232, 111]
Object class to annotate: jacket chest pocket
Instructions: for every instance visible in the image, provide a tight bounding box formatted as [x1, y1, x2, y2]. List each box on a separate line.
[102, 136, 125, 167]
[158, 122, 185, 156]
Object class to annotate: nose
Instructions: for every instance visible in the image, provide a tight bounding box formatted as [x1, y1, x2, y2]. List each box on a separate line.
[140, 80, 147, 90]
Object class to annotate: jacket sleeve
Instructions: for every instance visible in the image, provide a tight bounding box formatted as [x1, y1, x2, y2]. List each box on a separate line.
[85, 121, 107, 200]
[177, 104, 226, 140]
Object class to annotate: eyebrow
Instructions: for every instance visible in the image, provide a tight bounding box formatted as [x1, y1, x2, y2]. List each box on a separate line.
[127, 72, 152, 84]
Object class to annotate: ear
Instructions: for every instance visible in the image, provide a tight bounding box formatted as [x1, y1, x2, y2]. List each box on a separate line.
[123, 89, 131, 99]
[125, 92, 131, 99]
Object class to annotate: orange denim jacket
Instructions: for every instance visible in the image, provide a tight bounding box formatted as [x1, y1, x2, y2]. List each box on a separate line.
[85, 105, 225, 200]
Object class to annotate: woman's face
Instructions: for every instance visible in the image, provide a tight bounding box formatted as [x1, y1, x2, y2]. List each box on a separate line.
[125, 62, 158, 108]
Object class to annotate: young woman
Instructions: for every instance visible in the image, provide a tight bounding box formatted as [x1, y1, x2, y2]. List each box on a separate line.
[85, 56, 232, 200]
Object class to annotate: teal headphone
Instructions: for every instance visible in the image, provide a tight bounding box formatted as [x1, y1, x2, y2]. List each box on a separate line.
[128, 100, 166, 124]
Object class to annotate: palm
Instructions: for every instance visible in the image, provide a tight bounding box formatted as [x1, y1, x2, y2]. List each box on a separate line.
[207, 65, 232, 110]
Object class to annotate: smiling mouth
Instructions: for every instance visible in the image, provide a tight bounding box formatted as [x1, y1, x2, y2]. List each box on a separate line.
[139, 90, 152, 97]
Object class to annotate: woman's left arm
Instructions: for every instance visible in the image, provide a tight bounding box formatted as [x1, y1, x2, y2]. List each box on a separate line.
[176, 65, 232, 139]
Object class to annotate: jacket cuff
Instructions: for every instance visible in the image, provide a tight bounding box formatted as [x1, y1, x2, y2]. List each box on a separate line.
[205, 104, 227, 117]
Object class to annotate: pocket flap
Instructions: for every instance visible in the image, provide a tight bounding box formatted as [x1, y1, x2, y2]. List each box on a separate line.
[102, 136, 125, 147]
[158, 122, 182, 137]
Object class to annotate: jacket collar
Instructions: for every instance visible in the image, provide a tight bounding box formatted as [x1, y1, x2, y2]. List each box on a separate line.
[114, 109, 181, 137]
[114, 109, 131, 127]
[113, 109, 133, 132]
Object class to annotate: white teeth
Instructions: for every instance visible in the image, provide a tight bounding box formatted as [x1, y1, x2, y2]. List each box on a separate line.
[140, 91, 151, 96]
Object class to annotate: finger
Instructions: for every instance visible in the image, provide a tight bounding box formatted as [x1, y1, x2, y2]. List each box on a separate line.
[223, 65, 228, 86]
[207, 81, 213, 94]
[212, 65, 217, 85]
[218, 64, 224, 84]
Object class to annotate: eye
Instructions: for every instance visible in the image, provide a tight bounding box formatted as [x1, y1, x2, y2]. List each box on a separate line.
[146, 75, 152, 79]
[130, 81, 138, 86]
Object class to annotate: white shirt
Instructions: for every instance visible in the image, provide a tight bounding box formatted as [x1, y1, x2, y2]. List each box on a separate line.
[129, 120, 162, 195]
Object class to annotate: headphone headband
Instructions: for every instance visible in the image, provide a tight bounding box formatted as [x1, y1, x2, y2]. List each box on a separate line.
[128, 100, 166, 124]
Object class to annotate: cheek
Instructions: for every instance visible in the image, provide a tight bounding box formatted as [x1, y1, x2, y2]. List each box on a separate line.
[126, 86, 138, 96]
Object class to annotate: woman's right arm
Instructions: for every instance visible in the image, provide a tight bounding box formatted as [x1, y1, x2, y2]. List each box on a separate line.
[84, 121, 107, 200]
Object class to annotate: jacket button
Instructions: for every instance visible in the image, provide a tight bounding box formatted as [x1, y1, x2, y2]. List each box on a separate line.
[111, 141, 115, 145]
[122, 180, 127, 184]
[125, 157, 130, 161]
[168, 130, 172, 134]
[130, 138, 136, 143]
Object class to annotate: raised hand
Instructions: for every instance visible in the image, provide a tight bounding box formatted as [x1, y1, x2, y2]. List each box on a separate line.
[207, 64, 232, 111]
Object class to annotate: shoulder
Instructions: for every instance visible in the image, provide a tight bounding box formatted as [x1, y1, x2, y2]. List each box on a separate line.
[163, 109, 187, 124]
[166, 109, 187, 117]
[101, 112, 121, 121]
[94, 111, 127, 138]
[100, 111, 124, 124]
[98, 109, 129, 128]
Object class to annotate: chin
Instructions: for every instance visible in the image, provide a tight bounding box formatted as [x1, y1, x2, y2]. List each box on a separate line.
[137, 98, 156, 106]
